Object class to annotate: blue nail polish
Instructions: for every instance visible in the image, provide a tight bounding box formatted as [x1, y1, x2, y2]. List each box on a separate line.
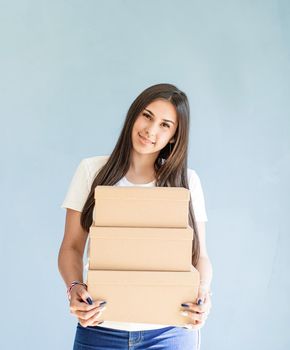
[99, 301, 107, 306]
[181, 303, 190, 307]
[197, 299, 203, 305]
[86, 297, 93, 305]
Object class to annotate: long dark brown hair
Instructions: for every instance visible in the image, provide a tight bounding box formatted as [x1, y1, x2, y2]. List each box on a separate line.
[81, 83, 200, 266]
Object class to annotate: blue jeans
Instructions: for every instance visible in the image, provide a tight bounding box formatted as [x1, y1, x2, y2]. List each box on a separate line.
[73, 322, 201, 350]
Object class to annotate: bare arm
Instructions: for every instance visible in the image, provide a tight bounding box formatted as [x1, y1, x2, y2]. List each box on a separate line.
[58, 209, 89, 288]
[58, 208, 107, 327]
[195, 221, 213, 292]
[181, 221, 213, 328]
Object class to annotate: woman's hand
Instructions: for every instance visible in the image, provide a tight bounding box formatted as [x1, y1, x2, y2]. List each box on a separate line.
[69, 284, 107, 327]
[180, 286, 212, 330]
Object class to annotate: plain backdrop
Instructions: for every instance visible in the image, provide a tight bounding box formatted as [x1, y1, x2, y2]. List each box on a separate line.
[1, 1, 289, 349]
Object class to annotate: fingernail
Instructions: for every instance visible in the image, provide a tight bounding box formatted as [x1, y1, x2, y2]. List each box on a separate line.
[197, 299, 203, 305]
[99, 301, 107, 306]
[86, 297, 93, 305]
[181, 303, 190, 307]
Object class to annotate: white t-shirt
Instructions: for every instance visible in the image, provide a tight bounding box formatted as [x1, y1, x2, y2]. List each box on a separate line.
[61, 155, 208, 331]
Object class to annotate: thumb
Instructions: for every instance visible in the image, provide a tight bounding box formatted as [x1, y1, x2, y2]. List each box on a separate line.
[196, 286, 207, 305]
[77, 286, 94, 305]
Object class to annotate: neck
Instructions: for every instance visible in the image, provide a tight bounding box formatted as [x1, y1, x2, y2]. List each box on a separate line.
[129, 149, 159, 176]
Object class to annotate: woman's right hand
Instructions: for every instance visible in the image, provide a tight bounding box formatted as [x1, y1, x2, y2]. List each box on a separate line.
[69, 284, 107, 327]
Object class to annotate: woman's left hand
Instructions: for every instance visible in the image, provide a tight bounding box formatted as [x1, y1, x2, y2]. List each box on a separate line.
[180, 286, 212, 330]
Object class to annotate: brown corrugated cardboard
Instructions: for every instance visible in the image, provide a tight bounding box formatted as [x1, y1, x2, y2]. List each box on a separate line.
[88, 226, 193, 271]
[86, 266, 200, 325]
[93, 186, 190, 228]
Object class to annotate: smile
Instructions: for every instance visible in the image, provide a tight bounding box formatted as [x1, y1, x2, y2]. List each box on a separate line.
[138, 133, 155, 145]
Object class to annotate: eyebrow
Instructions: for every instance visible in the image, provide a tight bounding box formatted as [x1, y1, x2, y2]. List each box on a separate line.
[144, 108, 175, 125]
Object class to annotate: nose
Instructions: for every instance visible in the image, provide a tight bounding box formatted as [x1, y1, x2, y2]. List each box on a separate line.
[145, 130, 154, 137]
[144, 130, 157, 141]
[145, 125, 158, 138]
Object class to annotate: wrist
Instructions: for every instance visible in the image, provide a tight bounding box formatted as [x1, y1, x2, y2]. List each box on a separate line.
[66, 280, 88, 301]
[199, 282, 212, 295]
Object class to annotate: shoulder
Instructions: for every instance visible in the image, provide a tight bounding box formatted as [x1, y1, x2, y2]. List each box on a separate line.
[83, 154, 110, 164]
[81, 155, 110, 178]
[186, 167, 208, 221]
[187, 167, 202, 187]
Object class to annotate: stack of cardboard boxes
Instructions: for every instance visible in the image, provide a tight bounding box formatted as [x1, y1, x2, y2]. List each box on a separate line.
[86, 186, 200, 326]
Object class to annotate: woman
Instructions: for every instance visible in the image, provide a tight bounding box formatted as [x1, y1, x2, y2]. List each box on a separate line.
[58, 83, 213, 349]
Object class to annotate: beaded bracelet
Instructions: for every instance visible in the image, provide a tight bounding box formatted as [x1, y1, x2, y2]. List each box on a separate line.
[67, 280, 88, 301]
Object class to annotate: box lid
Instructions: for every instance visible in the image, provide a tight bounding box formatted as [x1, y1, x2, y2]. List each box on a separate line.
[87, 267, 199, 286]
[89, 226, 193, 241]
[94, 186, 190, 201]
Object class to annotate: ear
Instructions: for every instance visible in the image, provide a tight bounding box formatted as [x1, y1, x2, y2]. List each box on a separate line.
[169, 138, 175, 143]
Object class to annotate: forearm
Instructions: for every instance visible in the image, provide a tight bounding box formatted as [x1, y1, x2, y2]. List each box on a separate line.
[195, 256, 213, 292]
[58, 248, 84, 288]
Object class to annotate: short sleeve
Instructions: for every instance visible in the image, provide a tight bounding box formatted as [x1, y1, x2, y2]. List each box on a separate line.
[60, 158, 91, 212]
[189, 170, 208, 222]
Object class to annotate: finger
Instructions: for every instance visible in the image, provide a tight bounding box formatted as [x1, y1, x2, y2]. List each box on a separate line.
[70, 300, 98, 313]
[90, 318, 104, 326]
[196, 294, 205, 306]
[77, 287, 96, 305]
[74, 304, 106, 320]
[185, 322, 204, 330]
[197, 285, 209, 302]
[181, 303, 206, 314]
[184, 322, 199, 330]
[195, 297, 212, 312]
[199, 312, 209, 322]
[79, 308, 105, 327]
[71, 298, 107, 312]
[186, 318, 206, 329]
[202, 291, 213, 306]
[189, 311, 203, 322]
[180, 310, 203, 322]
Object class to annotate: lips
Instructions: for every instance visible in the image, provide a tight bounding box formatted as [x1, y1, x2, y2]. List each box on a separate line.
[138, 133, 155, 144]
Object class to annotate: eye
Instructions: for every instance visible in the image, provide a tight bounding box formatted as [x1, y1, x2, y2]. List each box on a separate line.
[143, 113, 170, 128]
[143, 112, 151, 119]
[162, 123, 170, 128]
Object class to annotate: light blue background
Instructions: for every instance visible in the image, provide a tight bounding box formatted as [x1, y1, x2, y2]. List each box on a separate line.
[1, 1, 289, 349]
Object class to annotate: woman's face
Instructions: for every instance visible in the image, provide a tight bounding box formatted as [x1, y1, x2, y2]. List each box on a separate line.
[131, 99, 178, 155]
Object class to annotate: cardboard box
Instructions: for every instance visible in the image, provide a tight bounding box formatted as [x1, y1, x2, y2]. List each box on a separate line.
[93, 186, 190, 228]
[88, 226, 193, 271]
[86, 266, 200, 325]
